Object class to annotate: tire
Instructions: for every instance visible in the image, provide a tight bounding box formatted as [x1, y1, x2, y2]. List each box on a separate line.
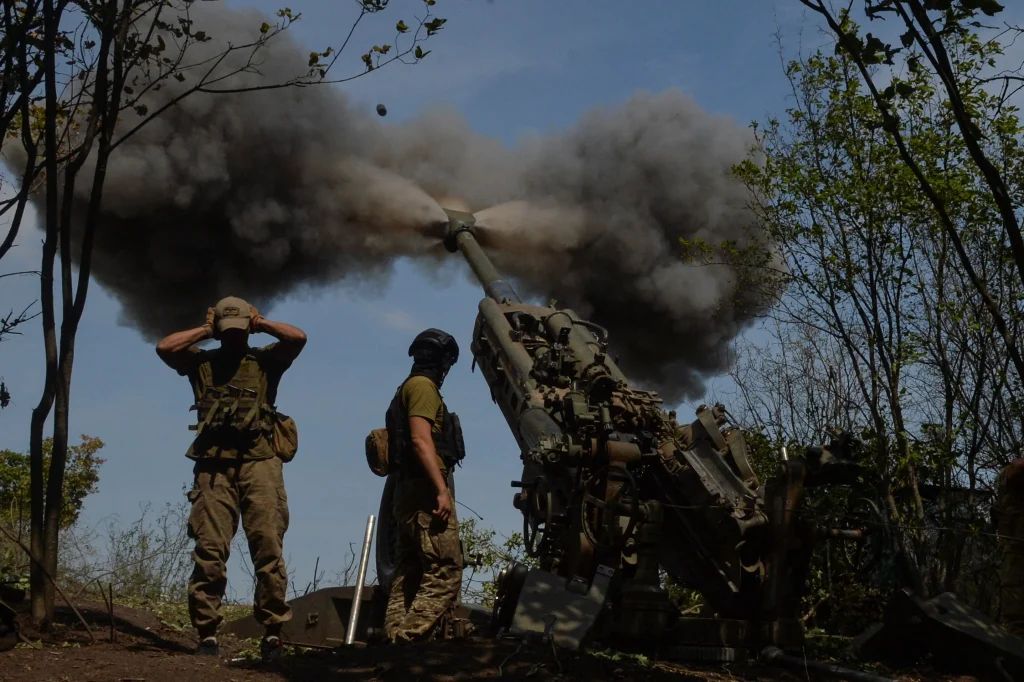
[375, 468, 456, 598]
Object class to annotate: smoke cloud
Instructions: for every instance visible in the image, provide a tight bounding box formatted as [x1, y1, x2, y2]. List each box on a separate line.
[4, 2, 776, 403]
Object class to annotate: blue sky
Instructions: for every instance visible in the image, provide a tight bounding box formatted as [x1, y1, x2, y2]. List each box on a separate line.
[1, 0, 830, 601]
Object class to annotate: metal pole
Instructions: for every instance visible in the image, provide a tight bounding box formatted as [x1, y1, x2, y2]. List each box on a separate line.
[345, 514, 376, 645]
[780, 445, 789, 461]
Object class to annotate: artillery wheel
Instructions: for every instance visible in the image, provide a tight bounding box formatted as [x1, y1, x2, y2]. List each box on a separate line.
[837, 495, 889, 575]
[522, 476, 554, 559]
[490, 562, 528, 636]
[580, 466, 641, 554]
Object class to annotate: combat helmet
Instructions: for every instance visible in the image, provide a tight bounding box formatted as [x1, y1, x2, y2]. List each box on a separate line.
[409, 328, 459, 369]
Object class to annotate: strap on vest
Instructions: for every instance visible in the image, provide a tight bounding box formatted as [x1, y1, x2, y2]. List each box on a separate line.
[237, 388, 261, 430]
[190, 385, 265, 435]
[191, 395, 224, 436]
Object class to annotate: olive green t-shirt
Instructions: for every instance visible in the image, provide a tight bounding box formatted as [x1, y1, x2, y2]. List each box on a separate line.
[401, 375, 446, 473]
[176, 343, 292, 460]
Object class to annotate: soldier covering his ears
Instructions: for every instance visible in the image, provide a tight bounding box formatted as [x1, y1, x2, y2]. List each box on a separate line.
[382, 328, 467, 643]
[155, 296, 306, 660]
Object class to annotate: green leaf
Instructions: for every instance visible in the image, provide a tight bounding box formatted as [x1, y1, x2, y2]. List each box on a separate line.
[414, 45, 429, 59]
[894, 82, 914, 98]
[260, 22, 271, 34]
[981, 0, 1005, 15]
[962, 0, 1004, 16]
[425, 17, 446, 35]
[900, 30, 914, 49]
[862, 33, 888, 64]
[396, 19, 409, 33]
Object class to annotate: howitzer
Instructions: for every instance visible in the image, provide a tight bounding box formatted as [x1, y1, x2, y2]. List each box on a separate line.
[439, 207, 879, 654]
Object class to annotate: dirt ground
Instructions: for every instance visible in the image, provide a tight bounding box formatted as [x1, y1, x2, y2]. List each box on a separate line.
[0, 602, 979, 682]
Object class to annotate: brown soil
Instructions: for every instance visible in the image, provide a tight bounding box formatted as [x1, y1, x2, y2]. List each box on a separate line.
[0, 602, 978, 682]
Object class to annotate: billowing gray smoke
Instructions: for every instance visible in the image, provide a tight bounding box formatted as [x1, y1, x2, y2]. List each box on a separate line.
[5, 2, 776, 402]
[467, 94, 776, 400]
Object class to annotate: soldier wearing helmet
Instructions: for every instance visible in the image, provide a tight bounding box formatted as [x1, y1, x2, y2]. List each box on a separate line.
[155, 296, 306, 660]
[382, 328, 467, 643]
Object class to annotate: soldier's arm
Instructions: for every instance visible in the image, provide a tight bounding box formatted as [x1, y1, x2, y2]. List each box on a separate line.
[409, 416, 453, 522]
[409, 417, 448, 494]
[155, 326, 210, 372]
[251, 307, 306, 364]
[405, 379, 453, 521]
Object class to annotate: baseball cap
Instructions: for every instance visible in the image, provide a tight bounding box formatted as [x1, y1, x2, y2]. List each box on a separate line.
[214, 296, 251, 333]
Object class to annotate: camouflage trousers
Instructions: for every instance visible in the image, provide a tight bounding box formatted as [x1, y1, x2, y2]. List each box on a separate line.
[186, 456, 292, 638]
[383, 475, 462, 643]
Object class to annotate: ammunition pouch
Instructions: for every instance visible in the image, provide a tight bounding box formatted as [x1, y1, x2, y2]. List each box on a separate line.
[190, 384, 269, 439]
[270, 409, 299, 462]
[365, 427, 390, 477]
[436, 410, 466, 471]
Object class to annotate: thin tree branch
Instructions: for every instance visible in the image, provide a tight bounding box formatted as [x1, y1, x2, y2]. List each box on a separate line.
[0, 524, 96, 642]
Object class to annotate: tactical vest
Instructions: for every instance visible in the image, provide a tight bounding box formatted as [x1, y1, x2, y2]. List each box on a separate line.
[190, 353, 274, 440]
[384, 376, 465, 474]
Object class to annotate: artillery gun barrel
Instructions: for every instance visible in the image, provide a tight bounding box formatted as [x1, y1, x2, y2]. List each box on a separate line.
[440, 207, 631, 387]
[442, 209, 521, 304]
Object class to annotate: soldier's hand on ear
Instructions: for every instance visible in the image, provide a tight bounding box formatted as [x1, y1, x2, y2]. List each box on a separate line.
[203, 307, 216, 338]
[250, 305, 264, 333]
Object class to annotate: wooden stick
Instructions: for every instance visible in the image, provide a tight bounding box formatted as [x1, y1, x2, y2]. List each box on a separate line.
[0, 524, 96, 642]
[18, 631, 42, 649]
[107, 583, 115, 643]
[98, 586, 110, 627]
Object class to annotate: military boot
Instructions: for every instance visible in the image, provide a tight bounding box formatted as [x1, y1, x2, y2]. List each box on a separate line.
[260, 633, 284, 662]
[196, 636, 219, 657]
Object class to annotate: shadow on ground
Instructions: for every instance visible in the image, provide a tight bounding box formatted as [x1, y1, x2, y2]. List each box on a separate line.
[230, 637, 798, 682]
[3, 601, 977, 682]
[16, 599, 195, 654]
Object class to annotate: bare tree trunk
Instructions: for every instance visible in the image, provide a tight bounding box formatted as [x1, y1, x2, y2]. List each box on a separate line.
[29, 0, 61, 629]
[37, 1, 114, 624]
